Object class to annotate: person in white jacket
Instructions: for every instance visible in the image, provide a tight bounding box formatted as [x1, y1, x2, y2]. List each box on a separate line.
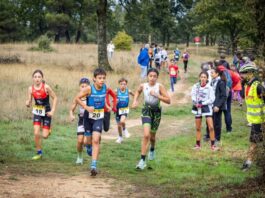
[191, 71, 218, 151]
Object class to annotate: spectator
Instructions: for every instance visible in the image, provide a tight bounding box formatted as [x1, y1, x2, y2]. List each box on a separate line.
[107, 41, 115, 60]
[137, 44, 150, 79]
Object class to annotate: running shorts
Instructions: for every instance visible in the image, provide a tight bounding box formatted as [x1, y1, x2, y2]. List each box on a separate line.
[84, 110, 103, 133]
[141, 105, 161, 133]
[77, 115, 85, 135]
[250, 123, 263, 143]
[33, 114, 51, 130]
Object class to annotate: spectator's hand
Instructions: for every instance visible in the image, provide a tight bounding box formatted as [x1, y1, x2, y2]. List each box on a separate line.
[213, 106, 219, 112]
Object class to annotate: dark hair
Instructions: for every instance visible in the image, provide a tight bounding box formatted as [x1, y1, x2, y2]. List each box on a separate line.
[213, 59, 220, 67]
[147, 68, 159, 76]
[32, 69, 43, 77]
[249, 55, 255, 62]
[170, 59, 175, 62]
[79, 77, 90, 85]
[118, 77, 128, 84]
[212, 67, 227, 82]
[94, 68, 106, 78]
[220, 54, 226, 59]
[199, 71, 209, 79]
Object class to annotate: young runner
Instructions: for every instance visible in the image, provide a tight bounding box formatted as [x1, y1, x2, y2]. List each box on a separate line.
[26, 69, 57, 160]
[115, 78, 134, 143]
[168, 59, 179, 92]
[132, 68, 170, 170]
[69, 77, 91, 165]
[75, 68, 107, 176]
[239, 63, 265, 171]
[182, 50, 190, 73]
[191, 71, 217, 150]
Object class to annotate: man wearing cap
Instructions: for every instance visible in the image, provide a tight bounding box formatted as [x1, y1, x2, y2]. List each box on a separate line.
[239, 63, 265, 171]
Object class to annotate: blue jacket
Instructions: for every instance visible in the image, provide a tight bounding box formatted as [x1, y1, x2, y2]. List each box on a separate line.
[137, 48, 149, 67]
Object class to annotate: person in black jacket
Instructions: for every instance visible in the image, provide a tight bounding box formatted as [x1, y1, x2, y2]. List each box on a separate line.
[210, 67, 227, 145]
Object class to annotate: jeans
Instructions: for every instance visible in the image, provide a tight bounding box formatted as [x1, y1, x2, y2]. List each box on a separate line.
[140, 66, 147, 79]
[223, 90, 232, 131]
[170, 77, 177, 92]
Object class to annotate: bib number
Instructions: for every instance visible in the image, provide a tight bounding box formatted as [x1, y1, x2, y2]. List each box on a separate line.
[89, 109, 104, 120]
[119, 107, 129, 115]
[32, 105, 45, 116]
[170, 69, 176, 75]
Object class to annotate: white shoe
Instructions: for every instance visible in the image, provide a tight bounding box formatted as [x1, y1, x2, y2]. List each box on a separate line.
[75, 157, 83, 165]
[115, 137, 123, 144]
[148, 151, 155, 161]
[136, 159, 146, 170]
[123, 129, 131, 138]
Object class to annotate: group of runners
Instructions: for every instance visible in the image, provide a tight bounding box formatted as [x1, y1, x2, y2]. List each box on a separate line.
[26, 67, 170, 176]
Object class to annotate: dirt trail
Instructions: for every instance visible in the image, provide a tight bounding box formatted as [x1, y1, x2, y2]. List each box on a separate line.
[0, 70, 193, 198]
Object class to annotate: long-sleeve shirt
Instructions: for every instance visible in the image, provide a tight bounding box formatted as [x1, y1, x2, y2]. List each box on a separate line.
[104, 88, 117, 112]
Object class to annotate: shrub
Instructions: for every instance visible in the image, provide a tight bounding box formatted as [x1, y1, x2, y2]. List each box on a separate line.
[112, 31, 133, 51]
[29, 35, 54, 52]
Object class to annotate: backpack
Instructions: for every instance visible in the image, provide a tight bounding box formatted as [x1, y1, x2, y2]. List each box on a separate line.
[223, 70, 232, 96]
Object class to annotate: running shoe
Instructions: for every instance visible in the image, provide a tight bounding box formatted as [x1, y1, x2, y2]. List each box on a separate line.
[123, 129, 131, 138]
[211, 145, 219, 151]
[75, 157, 83, 165]
[193, 145, 201, 150]
[136, 159, 146, 170]
[32, 154, 42, 160]
[148, 151, 155, 161]
[247, 123, 252, 127]
[241, 161, 251, 171]
[90, 168, 98, 176]
[115, 136, 123, 144]
[86, 145, 92, 156]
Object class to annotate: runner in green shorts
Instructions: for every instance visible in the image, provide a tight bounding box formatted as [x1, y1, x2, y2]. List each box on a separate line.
[132, 68, 170, 170]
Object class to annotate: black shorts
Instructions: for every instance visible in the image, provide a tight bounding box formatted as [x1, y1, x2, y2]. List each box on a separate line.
[250, 124, 263, 143]
[77, 115, 85, 135]
[141, 105, 161, 133]
[116, 113, 128, 123]
[84, 111, 103, 133]
[33, 114, 51, 129]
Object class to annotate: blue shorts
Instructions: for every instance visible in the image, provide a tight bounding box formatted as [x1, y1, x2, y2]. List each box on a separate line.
[116, 113, 128, 123]
[84, 111, 103, 133]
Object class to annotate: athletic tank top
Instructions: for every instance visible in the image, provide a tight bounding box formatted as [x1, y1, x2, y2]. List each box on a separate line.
[117, 88, 129, 108]
[143, 83, 160, 107]
[32, 83, 51, 112]
[87, 84, 107, 109]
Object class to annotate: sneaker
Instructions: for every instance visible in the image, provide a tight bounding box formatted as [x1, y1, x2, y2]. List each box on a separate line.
[247, 123, 252, 127]
[90, 168, 98, 176]
[214, 140, 222, 147]
[115, 136, 123, 144]
[75, 157, 83, 165]
[211, 145, 219, 151]
[148, 151, 155, 161]
[86, 145, 92, 156]
[241, 161, 251, 171]
[32, 154, 42, 160]
[203, 136, 210, 142]
[136, 159, 146, 170]
[123, 129, 131, 138]
[193, 145, 201, 150]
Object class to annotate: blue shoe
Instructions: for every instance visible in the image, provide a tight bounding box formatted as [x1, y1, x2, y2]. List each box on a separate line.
[86, 145, 92, 156]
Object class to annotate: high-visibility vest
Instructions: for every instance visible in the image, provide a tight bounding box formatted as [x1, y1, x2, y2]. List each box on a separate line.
[245, 81, 265, 124]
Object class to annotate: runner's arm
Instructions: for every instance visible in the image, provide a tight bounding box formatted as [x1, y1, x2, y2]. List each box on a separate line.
[132, 84, 143, 108]
[157, 84, 170, 104]
[69, 99, 78, 121]
[129, 90, 135, 97]
[75, 86, 94, 113]
[46, 84, 58, 117]
[26, 86, 32, 107]
[108, 88, 117, 112]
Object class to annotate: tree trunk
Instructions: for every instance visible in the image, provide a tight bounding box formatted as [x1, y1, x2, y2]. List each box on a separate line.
[97, 0, 112, 71]
[76, 30, 81, 43]
[166, 31, 170, 47]
[54, 32, 60, 43]
[186, 34, 189, 47]
[65, 30, 71, 43]
[162, 31, 166, 46]
[205, 33, 209, 46]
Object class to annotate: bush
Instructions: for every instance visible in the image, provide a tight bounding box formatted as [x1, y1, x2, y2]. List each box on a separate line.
[29, 35, 54, 52]
[112, 31, 133, 51]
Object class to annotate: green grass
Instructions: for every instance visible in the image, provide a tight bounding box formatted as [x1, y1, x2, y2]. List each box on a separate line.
[0, 104, 263, 197]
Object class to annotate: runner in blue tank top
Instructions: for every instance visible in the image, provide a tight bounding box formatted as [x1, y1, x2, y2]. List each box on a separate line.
[75, 68, 107, 176]
[115, 78, 134, 143]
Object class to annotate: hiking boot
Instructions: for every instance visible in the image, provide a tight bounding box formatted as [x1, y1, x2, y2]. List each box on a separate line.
[241, 161, 251, 171]
[123, 129, 131, 138]
[115, 136, 123, 144]
[148, 151, 155, 161]
[75, 157, 83, 165]
[32, 154, 42, 160]
[136, 159, 146, 170]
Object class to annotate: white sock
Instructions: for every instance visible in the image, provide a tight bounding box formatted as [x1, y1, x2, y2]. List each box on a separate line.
[77, 152, 82, 159]
[246, 160, 252, 165]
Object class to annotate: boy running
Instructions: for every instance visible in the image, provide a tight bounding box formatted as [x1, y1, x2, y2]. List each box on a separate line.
[115, 78, 134, 143]
[168, 59, 179, 92]
[26, 69, 57, 160]
[75, 68, 107, 176]
[69, 77, 91, 165]
[132, 68, 170, 170]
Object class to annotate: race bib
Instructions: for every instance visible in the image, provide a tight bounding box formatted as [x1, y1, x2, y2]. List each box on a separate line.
[32, 105, 45, 116]
[119, 107, 129, 115]
[170, 69, 176, 75]
[89, 109, 104, 120]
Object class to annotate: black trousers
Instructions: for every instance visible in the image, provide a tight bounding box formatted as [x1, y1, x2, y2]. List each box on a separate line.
[183, 61, 188, 72]
[206, 110, 223, 141]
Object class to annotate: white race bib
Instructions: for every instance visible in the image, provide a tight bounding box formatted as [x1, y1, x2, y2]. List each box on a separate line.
[119, 107, 129, 115]
[32, 105, 45, 116]
[170, 69, 176, 75]
[89, 109, 104, 120]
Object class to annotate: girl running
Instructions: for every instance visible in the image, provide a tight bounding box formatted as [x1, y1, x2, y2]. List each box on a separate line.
[191, 71, 217, 150]
[115, 78, 134, 143]
[69, 77, 90, 165]
[26, 69, 57, 160]
[132, 68, 170, 170]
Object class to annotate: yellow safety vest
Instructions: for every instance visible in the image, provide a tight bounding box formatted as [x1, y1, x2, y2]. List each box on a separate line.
[245, 81, 265, 124]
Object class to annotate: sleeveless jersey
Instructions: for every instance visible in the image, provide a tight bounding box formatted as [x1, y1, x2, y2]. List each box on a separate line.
[32, 83, 51, 112]
[143, 83, 160, 107]
[117, 88, 129, 108]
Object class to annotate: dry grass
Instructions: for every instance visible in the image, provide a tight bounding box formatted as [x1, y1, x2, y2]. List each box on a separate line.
[0, 43, 171, 122]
